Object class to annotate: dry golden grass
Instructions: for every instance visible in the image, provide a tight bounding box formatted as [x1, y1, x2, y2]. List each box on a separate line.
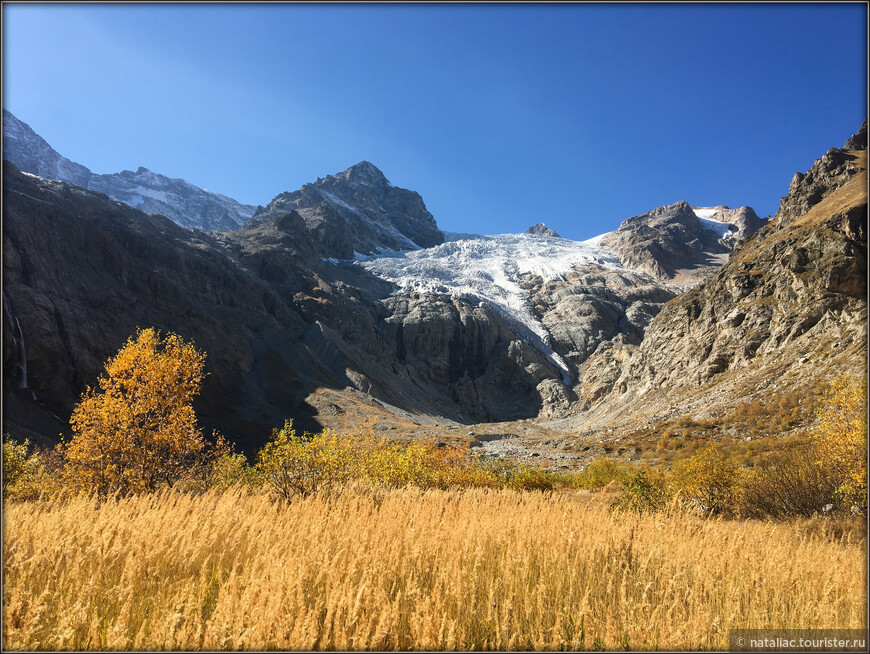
[3, 488, 866, 651]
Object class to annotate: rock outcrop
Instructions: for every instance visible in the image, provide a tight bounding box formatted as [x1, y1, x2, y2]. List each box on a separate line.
[247, 161, 445, 258]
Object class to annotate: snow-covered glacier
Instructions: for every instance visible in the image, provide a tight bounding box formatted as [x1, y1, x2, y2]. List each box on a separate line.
[357, 232, 631, 384]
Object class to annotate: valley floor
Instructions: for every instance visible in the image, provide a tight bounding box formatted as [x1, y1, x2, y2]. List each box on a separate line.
[3, 487, 866, 651]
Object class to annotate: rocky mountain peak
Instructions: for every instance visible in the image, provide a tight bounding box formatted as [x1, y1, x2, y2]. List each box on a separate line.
[526, 223, 562, 238]
[775, 122, 867, 228]
[248, 161, 444, 258]
[2, 108, 93, 187]
[337, 160, 391, 188]
[844, 118, 867, 150]
[599, 200, 762, 283]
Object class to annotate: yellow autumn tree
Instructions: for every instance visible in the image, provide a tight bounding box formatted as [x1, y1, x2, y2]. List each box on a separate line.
[63, 328, 207, 496]
[815, 375, 868, 512]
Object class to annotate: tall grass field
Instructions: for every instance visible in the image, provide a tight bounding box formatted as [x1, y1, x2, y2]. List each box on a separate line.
[3, 487, 865, 650]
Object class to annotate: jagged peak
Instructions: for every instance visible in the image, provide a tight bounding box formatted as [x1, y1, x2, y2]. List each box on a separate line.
[334, 160, 391, 187]
[526, 223, 562, 238]
[844, 118, 867, 151]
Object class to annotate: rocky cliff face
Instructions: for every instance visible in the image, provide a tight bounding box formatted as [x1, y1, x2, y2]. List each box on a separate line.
[574, 124, 867, 427]
[600, 201, 764, 285]
[247, 161, 445, 258]
[86, 167, 257, 231]
[2, 110, 257, 231]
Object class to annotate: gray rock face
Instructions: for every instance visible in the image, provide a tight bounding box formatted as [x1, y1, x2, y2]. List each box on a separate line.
[2, 109, 257, 231]
[526, 223, 561, 238]
[247, 161, 445, 258]
[777, 145, 866, 228]
[576, 124, 867, 423]
[844, 118, 867, 150]
[521, 266, 678, 377]
[600, 201, 763, 284]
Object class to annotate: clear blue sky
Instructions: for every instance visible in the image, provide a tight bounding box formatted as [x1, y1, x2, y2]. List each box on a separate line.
[2, 2, 867, 240]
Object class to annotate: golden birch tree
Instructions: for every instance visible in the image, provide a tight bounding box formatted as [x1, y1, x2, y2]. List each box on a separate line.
[64, 328, 206, 495]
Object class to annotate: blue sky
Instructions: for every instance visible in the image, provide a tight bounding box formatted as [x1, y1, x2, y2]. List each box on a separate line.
[2, 3, 867, 240]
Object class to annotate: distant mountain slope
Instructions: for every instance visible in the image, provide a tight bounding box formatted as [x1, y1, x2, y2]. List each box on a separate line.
[574, 121, 867, 429]
[247, 161, 445, 258]
[2, 109, 257, 231]
[86, 166, 257, 231]
[2, 109, 92, 187]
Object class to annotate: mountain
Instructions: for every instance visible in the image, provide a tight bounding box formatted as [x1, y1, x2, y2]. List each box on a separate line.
[2, 109, 257, 231]
[526, 223, 561, 238]
[598, 201, 765, 285]
[246, 161, 445, 258]
[86, 166, 257, 231]
[4, 113, 862, 459]
[573, 121, 867, 432]
[2, 161, 580, 446]
[2, 109, 92, 187]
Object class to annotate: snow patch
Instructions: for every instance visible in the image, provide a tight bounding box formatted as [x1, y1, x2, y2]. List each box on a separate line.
[692, 207, 720, 220]
[580, 231, 611, 246]
[692, 207, 738, 243]
[128, 185, 170, 203]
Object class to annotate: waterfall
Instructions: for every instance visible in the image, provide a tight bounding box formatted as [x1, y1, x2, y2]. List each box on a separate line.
[3, 293, 35, 399]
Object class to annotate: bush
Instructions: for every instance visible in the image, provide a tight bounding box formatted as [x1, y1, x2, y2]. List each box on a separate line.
[738, 445, 841, 518]
[505, 464, 555, 492]
[256, 421, 355, 500]
[573, 458, 633, 490]
[206, 450, 258, 493]
[3, 436, 46, 501]
[611, 471, 670, 514]
[175, 434, 258, 494]
[670, 445, 738, 515]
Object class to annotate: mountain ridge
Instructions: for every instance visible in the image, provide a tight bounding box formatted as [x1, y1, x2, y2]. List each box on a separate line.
[2, 109, 258, 231]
